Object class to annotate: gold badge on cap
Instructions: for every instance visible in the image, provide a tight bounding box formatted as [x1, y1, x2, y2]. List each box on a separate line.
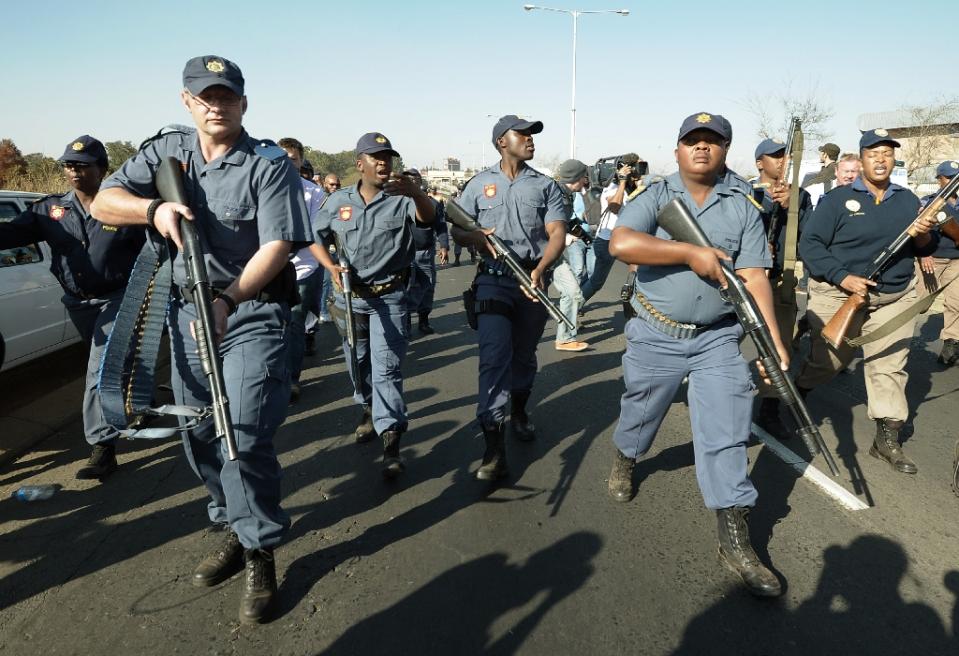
[845, 199, 862, 213]
[874, 128, 889, 137]
[773, 139, 784, 144]
[206, 59, 225, 73]
[375, 136, 386, 144]
[696, 113, 712, 124]
[951, 162, 958, 170]
[71, 141, 84, 151]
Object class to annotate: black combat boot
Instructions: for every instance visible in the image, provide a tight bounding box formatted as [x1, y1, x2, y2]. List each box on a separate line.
[939, 339, 959, 366]
[716, 507, 782, 598]
[192, 527, 243, 587]
[607, 450, 636, 503]
[476, 423, 508, 481]
[76, 442, 118, 480]
[510, 390, 536, 442]
[381, 430, 405, 479]
[418, 312, 435, 335]
[869, 418, 917, 474]
[354, 405, 375, 443]
[239, 548, 277, 624]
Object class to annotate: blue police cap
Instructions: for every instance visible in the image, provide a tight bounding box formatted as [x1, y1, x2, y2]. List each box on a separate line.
[58, 135, 108, 167]
[678, 112, 732, 143]
[491, 115, 544, 146]
[355, 132, 400, 158]
[182, 55, 244, 97]
[859, 128, 900, 150]
[936, 160, 959, 179]
[754, 138, 787, 160]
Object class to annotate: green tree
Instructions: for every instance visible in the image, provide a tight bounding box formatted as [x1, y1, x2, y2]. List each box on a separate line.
[105, 140, 137, 173]
[0, 138, 27, 188]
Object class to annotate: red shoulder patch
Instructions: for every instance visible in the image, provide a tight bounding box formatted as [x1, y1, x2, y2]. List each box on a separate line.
[49, 205, 66, 221]
[483, 184, 497, 198]
[338, 206, 353, 221]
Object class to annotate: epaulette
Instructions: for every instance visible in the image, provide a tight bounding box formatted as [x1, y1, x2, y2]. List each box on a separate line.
[31, 193, 64, 206]
[138, 124, 194, 151]
[252, 139, 288, 162]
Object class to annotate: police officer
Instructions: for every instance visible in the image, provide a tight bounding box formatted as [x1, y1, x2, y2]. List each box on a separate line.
[751, 137, 814, 431]
[0, 135, 145, 481]
[92, 55, 310, 624]
[916, 160, 959, 365]
[796, 129, 938, 475]
[452, 115, 569, 481]
[403, 168, 449, 334]
[314, 133, 435, 477]
[606, 112, 787, 597]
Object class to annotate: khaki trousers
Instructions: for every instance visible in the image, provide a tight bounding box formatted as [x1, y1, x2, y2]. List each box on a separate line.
[796, 278, 918, 422]
[916, 257, 959, 341]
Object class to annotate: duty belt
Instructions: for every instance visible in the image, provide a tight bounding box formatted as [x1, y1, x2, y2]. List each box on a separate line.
[351, 269, 409, 298]
[477, 259, 539, 280]
[629, 291, 713, 339]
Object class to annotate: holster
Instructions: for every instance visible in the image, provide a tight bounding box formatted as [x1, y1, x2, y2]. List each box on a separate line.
[463, 284, 478, 330]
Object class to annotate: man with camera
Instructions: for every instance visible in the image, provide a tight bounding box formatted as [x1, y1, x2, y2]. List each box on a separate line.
[581, 153, 647, 307]
[554, 159, 591, 352]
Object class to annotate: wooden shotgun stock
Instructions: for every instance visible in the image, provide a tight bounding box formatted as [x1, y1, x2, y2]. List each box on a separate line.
[821, 292, 867, 349]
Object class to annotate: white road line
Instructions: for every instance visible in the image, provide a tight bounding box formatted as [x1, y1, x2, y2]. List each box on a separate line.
[751, 423, 870, 512]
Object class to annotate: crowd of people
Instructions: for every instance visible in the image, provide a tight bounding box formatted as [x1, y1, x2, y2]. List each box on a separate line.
[2, 53, 958, 624]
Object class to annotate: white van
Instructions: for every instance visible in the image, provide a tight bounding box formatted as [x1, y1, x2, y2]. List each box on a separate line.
[0, 191, 81, 372]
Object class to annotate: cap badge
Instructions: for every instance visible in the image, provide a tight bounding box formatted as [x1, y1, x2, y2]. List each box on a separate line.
[206, 60, 225, 73]
[71, 141, 84, 151]
[483, 184, 497, 198]
[773, 139, 784, 144]
[951, 162, 959, 170]
[375, 136, 387, 144]
[49, 206, 66, 220]
[845, 199, 862, 213]
[696, 113, 712, 124]
[338, 206, 353, 221]
[874, 128, 889, 137]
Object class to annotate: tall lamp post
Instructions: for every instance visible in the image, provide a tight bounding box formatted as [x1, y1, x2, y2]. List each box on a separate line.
[523, 4, 629, 158]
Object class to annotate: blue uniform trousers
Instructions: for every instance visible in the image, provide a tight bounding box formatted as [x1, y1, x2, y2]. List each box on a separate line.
[64, 290, 123, 447]
[612, 315, 758, 510]
[475, 274, 548, 426]
[168, 298, 292, 550]
[288, 268, 320, 384]
[581, 237, 615, 302]
[407, 247, 437, 316]
[334, 288, 409, 434]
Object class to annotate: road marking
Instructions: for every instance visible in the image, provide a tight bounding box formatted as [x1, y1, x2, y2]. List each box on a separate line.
[751, 423, 870, 512]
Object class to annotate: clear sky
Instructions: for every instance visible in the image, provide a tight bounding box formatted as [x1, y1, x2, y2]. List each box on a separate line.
[2, 0, 952, 176]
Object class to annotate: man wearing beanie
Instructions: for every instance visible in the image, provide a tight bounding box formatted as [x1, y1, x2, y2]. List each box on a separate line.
[554, 158, 590, 351]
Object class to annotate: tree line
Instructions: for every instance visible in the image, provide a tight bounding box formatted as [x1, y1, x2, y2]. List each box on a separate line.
[0, 138, 369, 194]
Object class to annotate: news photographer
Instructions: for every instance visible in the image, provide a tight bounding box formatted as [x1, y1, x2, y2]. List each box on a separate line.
[581, 153, 648, 308]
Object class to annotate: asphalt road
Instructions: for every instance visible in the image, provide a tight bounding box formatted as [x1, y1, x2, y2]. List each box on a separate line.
[2, 261, 959, 655]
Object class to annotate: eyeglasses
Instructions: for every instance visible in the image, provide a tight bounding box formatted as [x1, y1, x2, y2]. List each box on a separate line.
[188, 91, 242, 112]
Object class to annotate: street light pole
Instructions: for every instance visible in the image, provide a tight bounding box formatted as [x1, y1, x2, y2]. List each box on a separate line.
[523, 4, 629, 158]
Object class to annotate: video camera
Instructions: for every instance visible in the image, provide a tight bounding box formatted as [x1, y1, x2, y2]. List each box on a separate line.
[586, 154, 648, 203]
[568, 216, 593, 245]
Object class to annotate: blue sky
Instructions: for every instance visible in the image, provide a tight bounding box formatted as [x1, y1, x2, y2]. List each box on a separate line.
[2, 0, 951, 175]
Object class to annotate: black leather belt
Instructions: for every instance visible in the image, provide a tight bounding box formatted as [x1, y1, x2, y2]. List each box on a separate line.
[351, 269, 410, 298]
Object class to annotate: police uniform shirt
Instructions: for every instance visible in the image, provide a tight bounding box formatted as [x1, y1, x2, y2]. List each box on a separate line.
[457, 163, 569, 263]
[617, 172, 771, 325]
[752, 183, 814, 270]
[920, 193, 959, 260]
[0, 190, 145, 298]
[411, 197, 449, 251]
[801, 178, 938, 293]
[314, 184, 417, 284]
[101, 125, 310, 288]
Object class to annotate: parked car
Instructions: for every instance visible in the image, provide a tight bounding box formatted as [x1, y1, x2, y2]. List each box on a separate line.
[0, 190, 81, 372]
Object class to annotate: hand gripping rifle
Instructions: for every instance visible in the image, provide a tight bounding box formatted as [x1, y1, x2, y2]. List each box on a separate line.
[821, 172, 959, 349]
[331, 233, 362, 396]
[446, 199, 575, 331]
[656, 197, 840, 476]
[156, 157, 238, 461]
[764, 117, 801, 244]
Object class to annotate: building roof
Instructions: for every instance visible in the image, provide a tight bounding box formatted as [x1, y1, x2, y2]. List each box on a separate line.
[858, 108, 959, 138]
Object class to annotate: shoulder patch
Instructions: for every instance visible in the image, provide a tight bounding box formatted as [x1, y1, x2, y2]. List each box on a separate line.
[252, 139, 288, 162]
[138, 124, 194, 152]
